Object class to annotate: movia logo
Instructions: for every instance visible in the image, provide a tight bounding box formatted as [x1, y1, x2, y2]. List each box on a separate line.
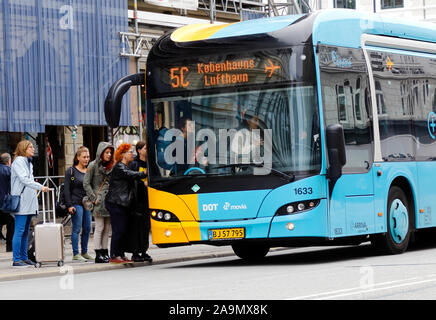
[428, 112, 436, 140]
[223, 202, 247, 211]
[331, 51, 352, 68]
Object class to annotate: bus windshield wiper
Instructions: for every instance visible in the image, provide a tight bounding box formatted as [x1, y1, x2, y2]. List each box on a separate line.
[212, 163, 295, 182]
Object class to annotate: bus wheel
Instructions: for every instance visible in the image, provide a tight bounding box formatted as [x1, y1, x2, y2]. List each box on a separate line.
[372, 186, 411, 254]
[231, 243, 270, 261]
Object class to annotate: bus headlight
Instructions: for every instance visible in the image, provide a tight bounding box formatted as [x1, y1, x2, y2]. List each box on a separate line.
[275, 199, 320, 216]
[286, 205, 295, 213]
[150, 209, 180, 222]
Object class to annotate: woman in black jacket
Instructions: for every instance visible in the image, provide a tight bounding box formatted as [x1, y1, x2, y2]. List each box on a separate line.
[105, 143, 146, 263]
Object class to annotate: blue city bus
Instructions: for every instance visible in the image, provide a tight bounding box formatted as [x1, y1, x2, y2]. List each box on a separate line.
[105, 9, 436, 260]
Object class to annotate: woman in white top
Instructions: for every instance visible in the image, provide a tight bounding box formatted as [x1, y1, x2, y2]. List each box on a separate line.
[10, 140, 49, 267]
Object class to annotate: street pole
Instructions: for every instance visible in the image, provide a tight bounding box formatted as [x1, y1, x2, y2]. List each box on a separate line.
[134, 0, 143, 141]
[210, 0, 215, 23]
[72, 125, 77, 155]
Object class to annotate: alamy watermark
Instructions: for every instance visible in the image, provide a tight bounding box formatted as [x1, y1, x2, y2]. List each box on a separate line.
[162, 120, 273, 175]
[59, 265, 74, 290]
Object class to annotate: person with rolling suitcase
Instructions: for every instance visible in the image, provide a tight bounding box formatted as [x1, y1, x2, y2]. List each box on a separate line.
[10, 140, 49, 268]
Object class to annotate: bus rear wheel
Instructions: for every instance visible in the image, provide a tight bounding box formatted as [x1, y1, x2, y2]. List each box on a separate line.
[372, 186, 411, 254]
[231, 243, 270, 261]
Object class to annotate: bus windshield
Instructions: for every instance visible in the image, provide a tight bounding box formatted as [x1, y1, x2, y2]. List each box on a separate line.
[149, 84, 321, 183]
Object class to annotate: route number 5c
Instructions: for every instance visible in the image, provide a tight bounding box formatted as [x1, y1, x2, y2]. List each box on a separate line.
[170, 67, 190, 88]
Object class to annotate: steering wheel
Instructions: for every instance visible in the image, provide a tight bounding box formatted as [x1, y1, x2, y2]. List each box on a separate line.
[183, 167, 206, 175]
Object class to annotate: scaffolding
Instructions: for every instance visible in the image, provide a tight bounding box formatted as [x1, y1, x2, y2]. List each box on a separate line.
[198, 0, 320, 21]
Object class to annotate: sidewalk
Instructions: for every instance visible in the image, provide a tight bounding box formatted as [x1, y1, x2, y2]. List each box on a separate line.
[0, 231, 237, 282]
[0, 220, 294, 282]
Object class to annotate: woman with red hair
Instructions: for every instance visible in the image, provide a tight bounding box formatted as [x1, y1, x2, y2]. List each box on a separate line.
[105, 143, 146, 263]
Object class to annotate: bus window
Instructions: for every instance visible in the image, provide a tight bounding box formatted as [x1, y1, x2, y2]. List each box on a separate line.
[319, 45, 373, 173]
[369, 50, 418, 162]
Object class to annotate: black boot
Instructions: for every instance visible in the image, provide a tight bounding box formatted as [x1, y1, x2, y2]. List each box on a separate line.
[95, 249, 106, 263]
[132, 251, 145, 262]
[142, 251, 153, 262]
[101, 249, 110, 263]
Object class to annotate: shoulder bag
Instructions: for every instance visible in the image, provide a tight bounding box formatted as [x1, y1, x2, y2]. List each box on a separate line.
[1, 184, 25, 213]
[82, 176, 107, 212]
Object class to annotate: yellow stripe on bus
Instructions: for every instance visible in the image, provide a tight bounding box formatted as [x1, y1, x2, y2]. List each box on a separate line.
[170, 23, 231, 42]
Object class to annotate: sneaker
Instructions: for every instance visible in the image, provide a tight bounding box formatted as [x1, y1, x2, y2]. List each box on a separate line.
[72, 254, 87, 262]
[132, 253, 145, 262]
[121, 256, 133, 263]
[12, 261, 30, 268]
[81, 252, 94, 260]
[23, 259, 36, 266]
[109, 256, 126, 264]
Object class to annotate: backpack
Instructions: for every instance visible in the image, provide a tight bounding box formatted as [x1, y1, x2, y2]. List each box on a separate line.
[55, 183, 68, 218]
[55, 167, 73, 218]
[156, 127, 175, 171]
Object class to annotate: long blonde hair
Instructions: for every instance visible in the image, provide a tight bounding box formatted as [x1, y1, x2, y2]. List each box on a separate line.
[13, 140, 33, 162]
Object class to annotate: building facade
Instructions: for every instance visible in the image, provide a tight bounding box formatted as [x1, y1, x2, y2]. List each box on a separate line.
[320, 0, 436, 22]
[0, 0, 130, 176]
[1, 0, 435, 178]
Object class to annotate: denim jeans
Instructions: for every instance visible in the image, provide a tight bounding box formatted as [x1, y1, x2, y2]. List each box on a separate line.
[12, 215, 32, 262]
[71, 205, 92, 256]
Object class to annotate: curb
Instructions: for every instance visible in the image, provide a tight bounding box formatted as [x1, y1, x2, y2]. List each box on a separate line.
[0, 247, 291, 282]
[0, 251, 237, 283]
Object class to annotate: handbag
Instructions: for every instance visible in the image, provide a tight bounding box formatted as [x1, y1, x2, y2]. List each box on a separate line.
[1, 186, 26, 213]
[82, 176, 107, 212]
[82, 196, 94, 211]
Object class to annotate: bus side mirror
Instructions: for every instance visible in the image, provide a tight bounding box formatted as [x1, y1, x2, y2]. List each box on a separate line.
[326, 124, 346, 183]
[104, 73, 145, 128]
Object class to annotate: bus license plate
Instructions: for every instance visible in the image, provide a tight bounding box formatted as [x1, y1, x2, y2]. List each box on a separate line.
[208, 228, 245, 240]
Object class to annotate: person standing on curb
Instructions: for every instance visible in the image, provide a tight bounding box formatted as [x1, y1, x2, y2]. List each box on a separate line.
[64, 146, 93, 262]
[105, 143, 146, 264]
[128, 141, 152, 262]
[10, 141, 49, 268]
[0, 153, 14, 252]
[83, 142, 114, 263]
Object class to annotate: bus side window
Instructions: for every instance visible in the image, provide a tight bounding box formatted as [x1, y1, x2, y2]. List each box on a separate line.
[319, 45, 373, 173]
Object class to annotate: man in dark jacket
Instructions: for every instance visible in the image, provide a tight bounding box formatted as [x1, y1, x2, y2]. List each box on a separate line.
[0, 153, 14, 252]
[128, 141, 152, 262]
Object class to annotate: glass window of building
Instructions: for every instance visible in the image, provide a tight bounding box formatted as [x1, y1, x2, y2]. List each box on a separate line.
[334, 0, 356, 9]
[381, 0, 404, 9]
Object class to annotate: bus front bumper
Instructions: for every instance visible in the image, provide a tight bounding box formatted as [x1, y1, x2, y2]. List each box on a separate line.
[151, 200, 328, 246]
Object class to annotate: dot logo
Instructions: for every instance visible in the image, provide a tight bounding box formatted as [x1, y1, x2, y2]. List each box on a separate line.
[428, 112, 436, 140]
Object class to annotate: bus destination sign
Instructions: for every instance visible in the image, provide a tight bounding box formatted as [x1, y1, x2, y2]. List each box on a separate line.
[163, 52, 288, 92]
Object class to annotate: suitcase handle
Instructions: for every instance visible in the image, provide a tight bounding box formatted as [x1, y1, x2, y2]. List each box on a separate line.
[41, 188, 56, 223]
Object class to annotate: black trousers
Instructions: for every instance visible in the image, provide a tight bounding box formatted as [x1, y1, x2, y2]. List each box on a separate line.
[106, 201, 129, 258]
[128, 213, 150, 254]
[0, 210, 14, 249]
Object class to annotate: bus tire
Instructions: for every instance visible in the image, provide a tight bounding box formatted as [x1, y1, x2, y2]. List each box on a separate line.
[372, 186, 411, 254]
[231, 243, 270, 261]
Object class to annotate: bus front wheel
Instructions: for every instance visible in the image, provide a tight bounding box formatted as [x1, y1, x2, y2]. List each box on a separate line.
[231, 243, 270, 261]
[372, 186, 411, 254]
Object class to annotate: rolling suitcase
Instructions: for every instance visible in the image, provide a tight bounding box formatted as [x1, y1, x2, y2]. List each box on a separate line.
[34, 188, 65, 267]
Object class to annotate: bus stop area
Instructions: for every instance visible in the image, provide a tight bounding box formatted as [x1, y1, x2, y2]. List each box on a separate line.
[0, 230, 236, 282]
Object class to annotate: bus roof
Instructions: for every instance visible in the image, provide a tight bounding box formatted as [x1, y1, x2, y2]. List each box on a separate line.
[169, 9, 436, 49]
